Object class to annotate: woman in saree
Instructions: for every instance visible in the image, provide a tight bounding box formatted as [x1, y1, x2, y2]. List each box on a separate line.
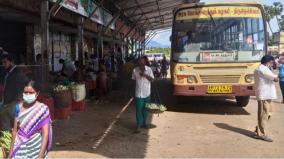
[9, 80, 52, 159]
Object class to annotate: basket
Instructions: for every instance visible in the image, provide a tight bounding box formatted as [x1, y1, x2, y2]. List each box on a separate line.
[72, 100, 86, 111]
[85, 80, 96, 90]
[53, 90, 72, 108]
[54, 106, 72, 120]
[70, 84, 86, 102]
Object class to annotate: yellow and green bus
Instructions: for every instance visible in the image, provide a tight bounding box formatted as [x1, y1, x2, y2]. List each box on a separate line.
[171, 2, 267, 106]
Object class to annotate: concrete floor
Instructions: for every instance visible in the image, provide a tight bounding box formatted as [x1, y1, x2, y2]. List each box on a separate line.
[49, 79, 284, 158]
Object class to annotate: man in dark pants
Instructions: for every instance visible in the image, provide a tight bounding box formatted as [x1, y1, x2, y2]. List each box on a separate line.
[0, 54, 28, 131]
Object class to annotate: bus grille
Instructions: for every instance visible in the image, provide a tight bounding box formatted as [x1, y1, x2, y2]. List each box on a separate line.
[200, 75, 241, 83]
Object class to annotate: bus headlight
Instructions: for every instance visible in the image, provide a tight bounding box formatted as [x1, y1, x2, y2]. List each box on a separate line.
[188, 76, 197, 83]
[245, 75, 254, 83]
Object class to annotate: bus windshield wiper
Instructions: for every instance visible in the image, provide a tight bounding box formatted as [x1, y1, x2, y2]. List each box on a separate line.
[207, 9, 216, 27]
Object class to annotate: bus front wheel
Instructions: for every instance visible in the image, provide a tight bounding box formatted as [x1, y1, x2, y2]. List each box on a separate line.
[235, 96, 250, 107]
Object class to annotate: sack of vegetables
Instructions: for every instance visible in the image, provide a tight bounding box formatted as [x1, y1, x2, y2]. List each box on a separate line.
[53, 85, 72, 108]
[0, 131, 12, 158]
[145, 103, 167, 114]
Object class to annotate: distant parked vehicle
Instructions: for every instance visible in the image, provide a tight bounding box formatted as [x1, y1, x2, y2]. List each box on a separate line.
[145, 53, 165, 61]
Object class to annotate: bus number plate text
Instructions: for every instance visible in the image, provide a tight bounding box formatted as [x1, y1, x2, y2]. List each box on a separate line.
[207, 85, 232, 94]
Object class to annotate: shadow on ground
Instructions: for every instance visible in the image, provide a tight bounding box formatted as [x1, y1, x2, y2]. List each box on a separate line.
[155, 79, 250, 115]
[50, 79, 252, 158]
[214, 123, 256, 139]
[50, 78, 153, 158]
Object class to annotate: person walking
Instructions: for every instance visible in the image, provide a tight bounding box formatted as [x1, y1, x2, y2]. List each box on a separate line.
[132, 57, 154, 133]
[161, 56, 169, 79]
[97, 63, 108, 98]
[254, 55, 278, 142]
[9, 80, 52, 159]
[278, 58, 284, 103]
[0, 54, 28, 131]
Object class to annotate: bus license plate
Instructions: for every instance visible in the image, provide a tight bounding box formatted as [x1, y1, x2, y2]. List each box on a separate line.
[207, 85, 232, 94]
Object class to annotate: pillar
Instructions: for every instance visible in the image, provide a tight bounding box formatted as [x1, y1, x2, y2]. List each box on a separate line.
[40, 0, 49, 88]
[78, 17, 84, 66]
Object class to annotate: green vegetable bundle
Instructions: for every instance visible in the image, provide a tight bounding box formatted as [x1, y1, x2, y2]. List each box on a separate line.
[145, 103, 167, 114]
[0, 131, 12, 154]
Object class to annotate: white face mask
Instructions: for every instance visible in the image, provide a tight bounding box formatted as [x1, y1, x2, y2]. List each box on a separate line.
[23, 94, 37, 104]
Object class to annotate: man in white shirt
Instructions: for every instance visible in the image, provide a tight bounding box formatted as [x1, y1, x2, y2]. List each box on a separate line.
[254, 55, 278, 142]
[132, 57, 154, 132]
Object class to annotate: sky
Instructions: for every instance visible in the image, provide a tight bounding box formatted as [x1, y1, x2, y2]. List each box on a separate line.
[149, 0, 283, 47]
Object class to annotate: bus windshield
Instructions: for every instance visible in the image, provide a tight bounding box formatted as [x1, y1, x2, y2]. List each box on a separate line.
[172, 5, 266, 63]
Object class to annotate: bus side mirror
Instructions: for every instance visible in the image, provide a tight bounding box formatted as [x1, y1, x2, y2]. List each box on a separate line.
[169, 35, 172, 42]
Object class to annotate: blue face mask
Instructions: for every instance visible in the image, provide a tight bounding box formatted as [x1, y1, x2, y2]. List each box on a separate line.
[23, 94, 37, 104]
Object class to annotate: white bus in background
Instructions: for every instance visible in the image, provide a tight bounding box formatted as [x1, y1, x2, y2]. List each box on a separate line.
[145, 53, 165, 61]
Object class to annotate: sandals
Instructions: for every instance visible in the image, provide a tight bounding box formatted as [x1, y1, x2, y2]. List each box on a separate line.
[253, 126, 273, 142]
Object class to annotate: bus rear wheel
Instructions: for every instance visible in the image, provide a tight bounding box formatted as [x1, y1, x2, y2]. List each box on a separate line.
[235, 96, 250, 107]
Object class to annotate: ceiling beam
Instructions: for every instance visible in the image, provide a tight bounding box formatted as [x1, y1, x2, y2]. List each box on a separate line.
[119, 0, 186, 12]
[130, 4, 181, 17]
[137, 17, 173, 24]
[147, 24, 172, 30]
[135, 13, 172, 22]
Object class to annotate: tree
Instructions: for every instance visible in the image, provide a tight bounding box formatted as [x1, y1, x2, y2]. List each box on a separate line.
[264, 5, 276, 33]
[264, 2, 284, 32]
[273, 2, 284, 30]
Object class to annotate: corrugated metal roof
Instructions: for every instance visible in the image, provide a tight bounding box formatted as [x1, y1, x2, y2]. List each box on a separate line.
[114, 0, 198, 31]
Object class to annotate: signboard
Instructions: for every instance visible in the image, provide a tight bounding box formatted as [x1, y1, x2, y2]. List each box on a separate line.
[90, 3, 115, 29]
[90, 3, 103, 25]
[176, 6, 262, 20]
[201, 51, 236, 62]
[50, 0, 115, 29]
[103, 10, 115, 30]
[50, 0, 88, 16]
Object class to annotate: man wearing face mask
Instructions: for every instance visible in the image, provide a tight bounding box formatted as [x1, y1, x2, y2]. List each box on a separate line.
[254, 55, 279, 142]
[0, 54, 28, 131]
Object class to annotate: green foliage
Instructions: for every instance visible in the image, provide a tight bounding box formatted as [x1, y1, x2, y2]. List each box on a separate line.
[0, 131, 12, 151]
[273, 2, 283, 16]
[264, 5, 276, 22]
[264, 2, 284, 32]
[146, 48, 171, 56]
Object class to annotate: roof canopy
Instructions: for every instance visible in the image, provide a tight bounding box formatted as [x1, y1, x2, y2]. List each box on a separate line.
[113, 0, 197, 31]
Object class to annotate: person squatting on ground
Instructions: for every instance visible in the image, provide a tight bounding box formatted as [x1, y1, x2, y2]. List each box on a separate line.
[132, 57, 154, 133]
[59, 58, 76, 80]
[254, 55, 278, 142]
[9, 80, 52, 159]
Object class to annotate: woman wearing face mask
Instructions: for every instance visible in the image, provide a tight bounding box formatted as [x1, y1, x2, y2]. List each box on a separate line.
[9, 80, 52, 159]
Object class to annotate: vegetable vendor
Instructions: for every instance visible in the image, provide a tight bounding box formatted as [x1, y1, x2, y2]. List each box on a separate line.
[132, 57, 154, 133]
